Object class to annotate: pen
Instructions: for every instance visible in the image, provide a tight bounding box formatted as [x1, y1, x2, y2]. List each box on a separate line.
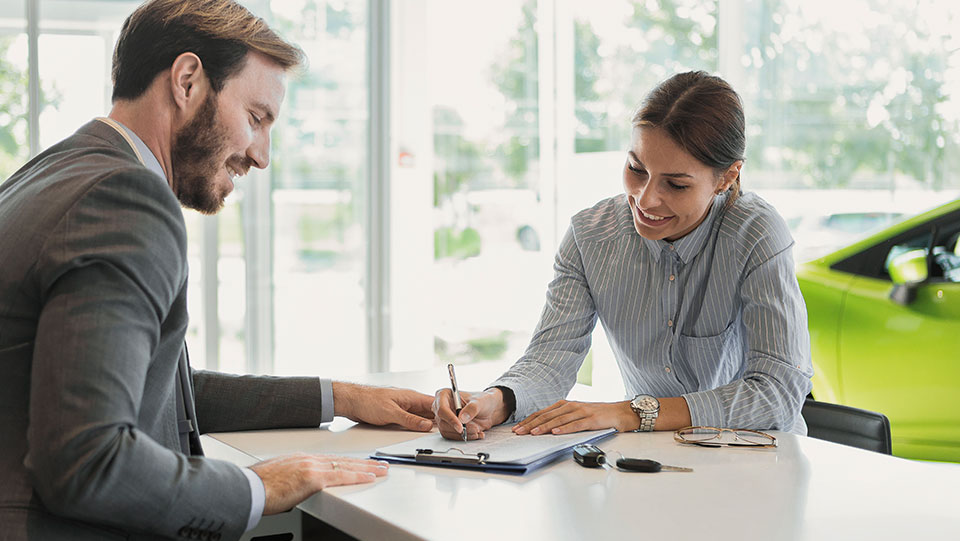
[447, 363, 467, 442]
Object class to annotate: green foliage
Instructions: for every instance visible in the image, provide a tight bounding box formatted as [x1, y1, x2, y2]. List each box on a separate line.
[466, 332, 510, 361]
[0, 37, 29, 180]
[489, 0, 539, 184]
[625, 0, 719, 76]
[573, 1, 719, 153]
[433, 106, 485, 206]
[490, 1, 538, 109]
[574, 19, 609, 153]
[496, 135, 537, 183]
[297, 202, 354, 243]
[742, 0, 959, 189]
[568, 0, 958, 189]
[575, 20, 602, 103]
[435, 332, 511, 364]
[434, 226, 481, 260]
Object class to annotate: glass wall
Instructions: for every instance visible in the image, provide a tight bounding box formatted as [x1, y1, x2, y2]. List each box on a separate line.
[3, 0, 958, 382]
[428, 1, 547, 370]
[262, 0, 369, 377]
[739, 0, 960, 261]
[396, 0, 551, 371]
[570, 0, 718, 154]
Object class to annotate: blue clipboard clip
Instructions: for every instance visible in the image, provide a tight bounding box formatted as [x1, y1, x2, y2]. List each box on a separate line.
[415, 448, 490, 466]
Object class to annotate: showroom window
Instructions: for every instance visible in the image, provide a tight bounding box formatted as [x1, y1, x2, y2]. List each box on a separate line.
[4, 0, 959, 385]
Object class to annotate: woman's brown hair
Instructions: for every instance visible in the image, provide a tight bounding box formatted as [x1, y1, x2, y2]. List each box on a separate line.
[632, 71, 745, 208]
[112, 0, 305, 101]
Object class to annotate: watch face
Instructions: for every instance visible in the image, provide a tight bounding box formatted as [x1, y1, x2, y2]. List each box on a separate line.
[632, 394, 660, 413]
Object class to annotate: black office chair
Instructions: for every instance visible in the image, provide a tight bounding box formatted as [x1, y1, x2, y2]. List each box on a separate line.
[801, 398, 892, 454]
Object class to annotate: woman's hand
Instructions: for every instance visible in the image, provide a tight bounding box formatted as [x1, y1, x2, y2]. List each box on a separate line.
[432, 387, 512, 440]
[513, 400, 639, 435]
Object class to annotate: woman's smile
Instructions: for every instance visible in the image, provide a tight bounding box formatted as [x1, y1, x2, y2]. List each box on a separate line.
[632, 199, 675, 227]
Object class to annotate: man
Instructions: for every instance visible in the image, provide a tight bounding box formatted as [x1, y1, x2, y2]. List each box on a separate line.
[0, 1, 434, 539]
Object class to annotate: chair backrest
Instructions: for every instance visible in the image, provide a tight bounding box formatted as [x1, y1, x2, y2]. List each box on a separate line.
[801, 399, 892, 454]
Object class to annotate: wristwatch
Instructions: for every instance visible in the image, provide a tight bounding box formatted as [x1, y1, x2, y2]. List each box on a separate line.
[630, 394, 660, 432]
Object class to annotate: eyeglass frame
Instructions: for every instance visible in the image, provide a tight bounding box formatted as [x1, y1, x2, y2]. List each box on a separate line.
[673, 426, 778, 448]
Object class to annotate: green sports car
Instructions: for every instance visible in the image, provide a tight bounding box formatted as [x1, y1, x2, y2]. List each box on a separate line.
[796, 198, 960, 462]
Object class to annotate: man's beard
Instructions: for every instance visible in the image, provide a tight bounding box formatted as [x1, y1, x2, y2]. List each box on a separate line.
[171, 93, 241, 215]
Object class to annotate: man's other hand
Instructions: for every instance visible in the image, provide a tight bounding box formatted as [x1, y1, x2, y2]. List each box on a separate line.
[251, 454, 388, 515]
[332, 382, 435, 431]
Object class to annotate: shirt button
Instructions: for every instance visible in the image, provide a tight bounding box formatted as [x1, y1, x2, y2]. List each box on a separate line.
[669, 245, 675, 251]
[669, 274, 675, 281]
[665, 366, 672, 373]
[667, 319, 673, 327]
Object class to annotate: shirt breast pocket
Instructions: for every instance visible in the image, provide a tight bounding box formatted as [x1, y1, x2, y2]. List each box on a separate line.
[676, 320, 743, 390]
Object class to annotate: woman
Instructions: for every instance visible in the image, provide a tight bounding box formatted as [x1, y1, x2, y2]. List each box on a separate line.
[434, 71, 813, 439]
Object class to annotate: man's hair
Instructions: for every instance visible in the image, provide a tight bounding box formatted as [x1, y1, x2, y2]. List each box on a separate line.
[111, 0, 305, 101]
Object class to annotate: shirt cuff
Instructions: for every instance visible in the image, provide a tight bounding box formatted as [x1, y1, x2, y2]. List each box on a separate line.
[242, 467, 266, 533]
[320, 378, 334, 423]
[682, 389, 724, 428]
[486, 380, 531, 423]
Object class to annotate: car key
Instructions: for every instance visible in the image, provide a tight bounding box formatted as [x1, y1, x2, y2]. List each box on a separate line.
[573, 444, 607, 468]
[615, 457, 693, 473]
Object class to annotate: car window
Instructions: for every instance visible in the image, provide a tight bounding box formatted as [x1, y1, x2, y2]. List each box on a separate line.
[829, 206, 960, 281]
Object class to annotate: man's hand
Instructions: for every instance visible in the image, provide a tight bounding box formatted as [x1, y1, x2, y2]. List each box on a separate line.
[432, 387, 512, 440]
[251, 454, 388, 515]
[332, 382, 434, 431]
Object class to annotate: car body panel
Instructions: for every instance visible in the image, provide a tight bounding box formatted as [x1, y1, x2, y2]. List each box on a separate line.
[795, 264, 851, 404]
[839, 275, 960, 461]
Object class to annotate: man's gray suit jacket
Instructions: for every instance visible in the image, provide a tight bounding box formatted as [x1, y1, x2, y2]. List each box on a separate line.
[0, 120, 327, 540]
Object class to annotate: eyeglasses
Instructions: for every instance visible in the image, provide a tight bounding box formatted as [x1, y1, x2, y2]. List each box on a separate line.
[673, 426, 777, 448]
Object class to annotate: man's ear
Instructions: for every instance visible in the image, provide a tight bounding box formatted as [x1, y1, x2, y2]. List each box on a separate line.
[169, 52, 207, 110]
[718, 160, 743, 192]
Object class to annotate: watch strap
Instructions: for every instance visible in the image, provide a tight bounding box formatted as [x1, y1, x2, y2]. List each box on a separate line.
[637, 411, 657, 432]
[631, 394, 659, 432]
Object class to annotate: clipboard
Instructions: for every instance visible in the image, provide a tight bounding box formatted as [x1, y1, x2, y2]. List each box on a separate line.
[373, 424, 616, 475]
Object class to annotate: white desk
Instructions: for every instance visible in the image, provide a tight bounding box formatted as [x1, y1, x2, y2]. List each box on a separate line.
[205, 365, 960, 541]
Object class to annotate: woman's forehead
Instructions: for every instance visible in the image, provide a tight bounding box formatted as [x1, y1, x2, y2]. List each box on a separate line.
[630, 126, 705, 171]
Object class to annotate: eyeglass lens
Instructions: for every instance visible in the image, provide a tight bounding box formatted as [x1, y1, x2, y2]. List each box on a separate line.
[677, 428, 774, 445]
[733, 430, 774, 445]
[677, 428, 722, 442]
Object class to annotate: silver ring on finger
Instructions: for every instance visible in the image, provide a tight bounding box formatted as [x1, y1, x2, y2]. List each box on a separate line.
[331, 461, 339, 471]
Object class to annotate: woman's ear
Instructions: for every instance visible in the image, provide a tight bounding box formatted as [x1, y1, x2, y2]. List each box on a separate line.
[717, 160, 743, 193]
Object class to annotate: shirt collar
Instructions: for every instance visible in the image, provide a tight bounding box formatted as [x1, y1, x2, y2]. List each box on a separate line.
[640, 193, 727, 264]
[113, 120, 166, 180]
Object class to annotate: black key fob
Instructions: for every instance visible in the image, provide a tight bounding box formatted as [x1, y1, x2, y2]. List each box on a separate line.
[616, 458, 662, 472]
[573, 444, 606, 468]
